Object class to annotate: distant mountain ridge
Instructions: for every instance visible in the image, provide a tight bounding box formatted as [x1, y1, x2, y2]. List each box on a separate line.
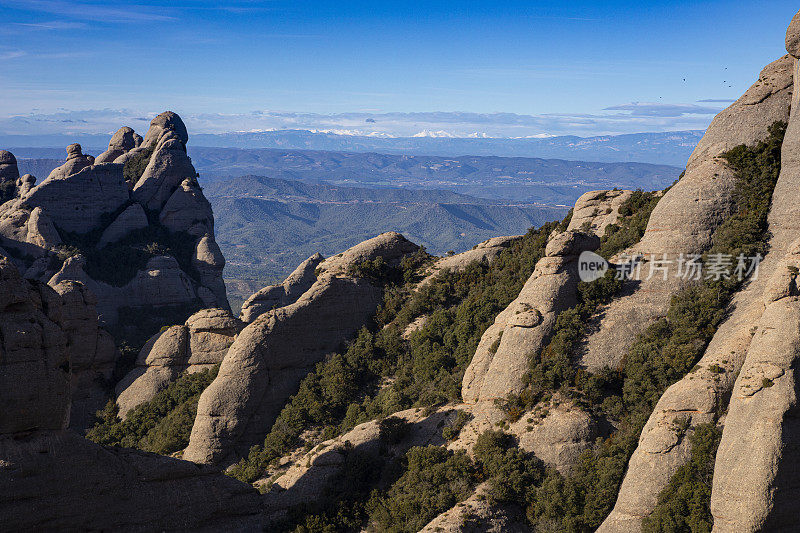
[2, 129, 702, 166]
[204, 175, 567, 307]
[14, 146, 681, 205]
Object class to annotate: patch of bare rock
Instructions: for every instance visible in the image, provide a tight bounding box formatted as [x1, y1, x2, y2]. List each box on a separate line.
[0, 257, 262, 531]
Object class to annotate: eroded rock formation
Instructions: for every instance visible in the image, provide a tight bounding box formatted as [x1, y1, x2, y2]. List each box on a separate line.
[184, 232, 420, 465]
[115, 308, 243, 416]
[0, 258, 262, 530]
[462, 230, 600, 403]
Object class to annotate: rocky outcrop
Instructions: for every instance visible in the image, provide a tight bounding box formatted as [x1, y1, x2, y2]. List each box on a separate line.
[115, 308, 243, 416]
[51, 280, 117, 431]
[0, 430, 262, 532]
[97, 203, 148, 248]
[0, 256, 262, 530]
[0, 150, 19, 188]
[159, 177, 214, 236]
[705, 26, 800, 530]
[0, 111, 230, 333]
[95, 126, 143, 164]
[447, 400, 608, 476]
[0, 256, 70, 433]
[567, 189, 634, 236]
[133, 115, 197, 211]
[183, 232, 420, 465]
[420, 482, 528, 533]
[263, 406, 455, 523]
[193, 234, 227, 306]
[240, 253, 323, 323]
[419, 235, 521, 286]
[25, 207, 61, 249]
[580, 54, 793, 373]
[599, 22, 800, 531]
[462, 230, 600, 403]
[708, 241, 800, 531]
[48, 254, 199, 325]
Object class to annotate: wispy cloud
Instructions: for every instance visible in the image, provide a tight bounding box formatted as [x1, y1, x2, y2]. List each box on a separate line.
[13, 20, 88, 30]
[697, 98, 736, 103]
[0, 50, 26, 60]
[1, 0, 175, 23]
[603, 102, 723, 117]
[0, 106, 716, 138]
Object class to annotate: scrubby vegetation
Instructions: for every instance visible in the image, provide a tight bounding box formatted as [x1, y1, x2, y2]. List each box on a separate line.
[122, 145, 154, 185]
[642, 423, 722, 533]
[597, 189, 662, 259]
[368, 446, 477, 532]
[0, 179, 16, 204]
[57, 205, 199, 288]
[229, 222, 557, 484]
[87, 366, 218, 455]
[505, 121, 784, 531]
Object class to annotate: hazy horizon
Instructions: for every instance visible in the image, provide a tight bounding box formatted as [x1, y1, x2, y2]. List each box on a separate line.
[2, 1, 798, 139]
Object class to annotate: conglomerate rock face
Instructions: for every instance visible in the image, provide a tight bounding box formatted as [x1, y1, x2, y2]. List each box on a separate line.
[183, 232, 420, 465]
[239, 252, 324, 323]
[115, 307, 243, 417]
[0, 111, 229, 428]
[598, 18, 800, 533]
[462, 230, 600, 403]
[0, 112, 229, 331]
[580, 54, 793, 375]
[0, 257, 262, 530]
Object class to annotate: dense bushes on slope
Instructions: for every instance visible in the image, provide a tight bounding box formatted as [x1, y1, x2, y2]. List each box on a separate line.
[642, 423, 722, 533]
[478, 122, 786, 531]
[87, 366, 218, 455]
[290, 445, 478, 533]
[230, 221, 558, 484]
[523, 122, 785, 530]
[122, 146, 154, 184]
[493, 190, 659, 421]
[596, 189, 662, 259]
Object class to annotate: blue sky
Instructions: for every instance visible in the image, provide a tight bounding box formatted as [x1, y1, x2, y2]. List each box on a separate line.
[0, 0, 798, 137]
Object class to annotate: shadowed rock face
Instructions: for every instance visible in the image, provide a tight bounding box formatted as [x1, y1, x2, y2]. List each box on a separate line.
[0, 150, 19, 187]
[0, 111, 229, 329]
[115, 308, 243, 417]
[24, 146, 129, 234]
[0, 257, 70, 434]
[184, 232, 420, 465]
[0, 111, 229, 427]
[0, 430, 262, 532]
[0, 258, 262, 531]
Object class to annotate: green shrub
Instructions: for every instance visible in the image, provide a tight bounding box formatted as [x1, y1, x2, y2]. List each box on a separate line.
[123, 145, 154, 184]
[87, 365, 218, 454]
[442, 410, 472, 441]
[473, 430, 543, 504]
[597, 190, 661, 259]
[642, 424, 722, 533]
[367, 446, 477, 533]
[378, 416, 410, 445]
